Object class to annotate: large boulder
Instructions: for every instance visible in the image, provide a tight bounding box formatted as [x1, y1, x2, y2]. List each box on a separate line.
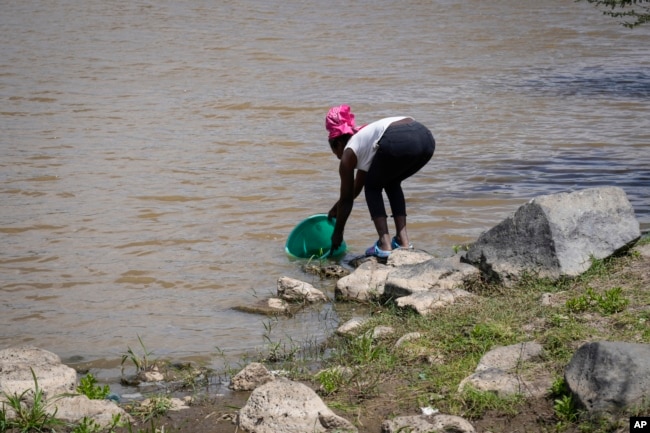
[565, 341, 650, 414]
[463, 187, 640, 281]
[237, 377, 357, 433]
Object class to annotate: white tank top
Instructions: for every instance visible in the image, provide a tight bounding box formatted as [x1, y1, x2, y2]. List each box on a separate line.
[345, 116, 410, 171]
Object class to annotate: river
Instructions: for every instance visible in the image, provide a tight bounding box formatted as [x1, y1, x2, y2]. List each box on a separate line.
[1, 0, 649, 374]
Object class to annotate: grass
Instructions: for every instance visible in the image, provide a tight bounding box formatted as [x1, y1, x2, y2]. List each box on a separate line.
[0, 369, 62, 433]
[301, 242, 650, 432]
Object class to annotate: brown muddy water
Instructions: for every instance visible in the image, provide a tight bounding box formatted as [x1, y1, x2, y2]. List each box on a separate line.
[1, 0, 649, 376]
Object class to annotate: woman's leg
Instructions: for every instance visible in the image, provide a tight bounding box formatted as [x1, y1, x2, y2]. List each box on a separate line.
[373, 122, 435, 248]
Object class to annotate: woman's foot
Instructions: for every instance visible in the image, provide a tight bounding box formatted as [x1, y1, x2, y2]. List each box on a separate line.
[391, 236, 413, 250]
[365, 241, 391, 258]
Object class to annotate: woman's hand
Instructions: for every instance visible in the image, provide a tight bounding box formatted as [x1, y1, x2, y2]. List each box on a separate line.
[331, 231, 344, 252]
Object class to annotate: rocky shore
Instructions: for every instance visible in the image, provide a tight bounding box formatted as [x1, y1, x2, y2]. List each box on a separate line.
[2, 186, 649, 433]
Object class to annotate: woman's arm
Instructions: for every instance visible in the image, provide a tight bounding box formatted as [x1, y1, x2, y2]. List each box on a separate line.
[331, 149, 358, 251]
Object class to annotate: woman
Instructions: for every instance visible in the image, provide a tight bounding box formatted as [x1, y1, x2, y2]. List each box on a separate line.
[325, 104, 435, 258]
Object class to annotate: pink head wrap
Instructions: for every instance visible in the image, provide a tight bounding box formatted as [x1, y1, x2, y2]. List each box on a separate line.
[325, 104, 358, 140]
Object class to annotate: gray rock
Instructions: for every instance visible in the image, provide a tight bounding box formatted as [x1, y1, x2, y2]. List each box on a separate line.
[46, 395, 131, 427]
[372, 326, 395, 339]
[475, 341, 543, 372]
[463, 187, 640, 281]
[229, 362, 274, 391]
[336, 317, 369, 336]
[0, 346, 77, 399]
[386, 249, 434, 267]
[458, 342, 549, 398]
[565, 341, 650, 414]
[335, 260, 391, 301]
[385, 254, 479, 298]
[382, 414, 476, 433]
[277, 276, 328, 303]
[394, 332, 422, 348]
[396, 289, 474, 316]
[237, 377, 357, 433]
[0, 347, 129, 428]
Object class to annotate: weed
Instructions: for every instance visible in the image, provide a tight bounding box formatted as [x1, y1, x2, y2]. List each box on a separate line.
[77, 373, 111, 400]
[121, 335, 156, 376]
[131, 395, 173, 423]
[315, 367, 345, 395]
[554, 394, 579, 423]
[456, 386, 524, 419]
[566, 286, 629, 315]
[70, 414, 121, 433]
[0, 368, 62, 432]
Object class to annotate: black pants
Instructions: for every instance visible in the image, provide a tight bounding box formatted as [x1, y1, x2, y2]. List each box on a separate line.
[364, 121, 435, 219]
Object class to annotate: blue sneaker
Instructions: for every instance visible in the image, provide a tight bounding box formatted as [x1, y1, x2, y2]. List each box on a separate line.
[391, 236, 413, 250]
[365, 241, 391, 258]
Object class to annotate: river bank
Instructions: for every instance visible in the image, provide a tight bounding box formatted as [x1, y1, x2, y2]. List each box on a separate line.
[99, 236, 650, 433]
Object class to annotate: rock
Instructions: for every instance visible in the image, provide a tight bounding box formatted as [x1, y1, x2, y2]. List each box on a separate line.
[385, 254, 479, 298]
[463, 187, 640, 282]
[565, 341, 650, 414]
[46, 395, 131, 427]
[0, 346, 77, 399]
[386, 249, 434, 267]
[458, 342, 549, 398]
[382, 414, 476, 433]
[336, 260, 391, 301]
[396, 289, 474, 316]
[136, 369, 164, 382]
[237, 377, 357, 433]
[141, 397, 189, 411]
[372, 326, 395, 339]
[233, 298, 290, 315]
[229, 362, 274, 391]
[394, 332, 422, 349]
[475, 341, 543, 372]
[277, 276, 328, 303]
[336, 317, 369, 336]
[0, 347, 129, 428]
[336, 252, 478, 306]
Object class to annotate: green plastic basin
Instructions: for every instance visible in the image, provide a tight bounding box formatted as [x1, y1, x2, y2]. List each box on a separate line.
[285, 214, 347, 259]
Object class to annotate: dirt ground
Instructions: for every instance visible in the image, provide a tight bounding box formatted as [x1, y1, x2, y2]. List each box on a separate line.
[119, 387, 566, 433]
[115, 249, 649, 433]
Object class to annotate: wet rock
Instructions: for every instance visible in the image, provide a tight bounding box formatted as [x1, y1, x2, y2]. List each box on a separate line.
[277, 276, 328, 303]
[233, 298, 291, 316]
[303, 263, 350, 279]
